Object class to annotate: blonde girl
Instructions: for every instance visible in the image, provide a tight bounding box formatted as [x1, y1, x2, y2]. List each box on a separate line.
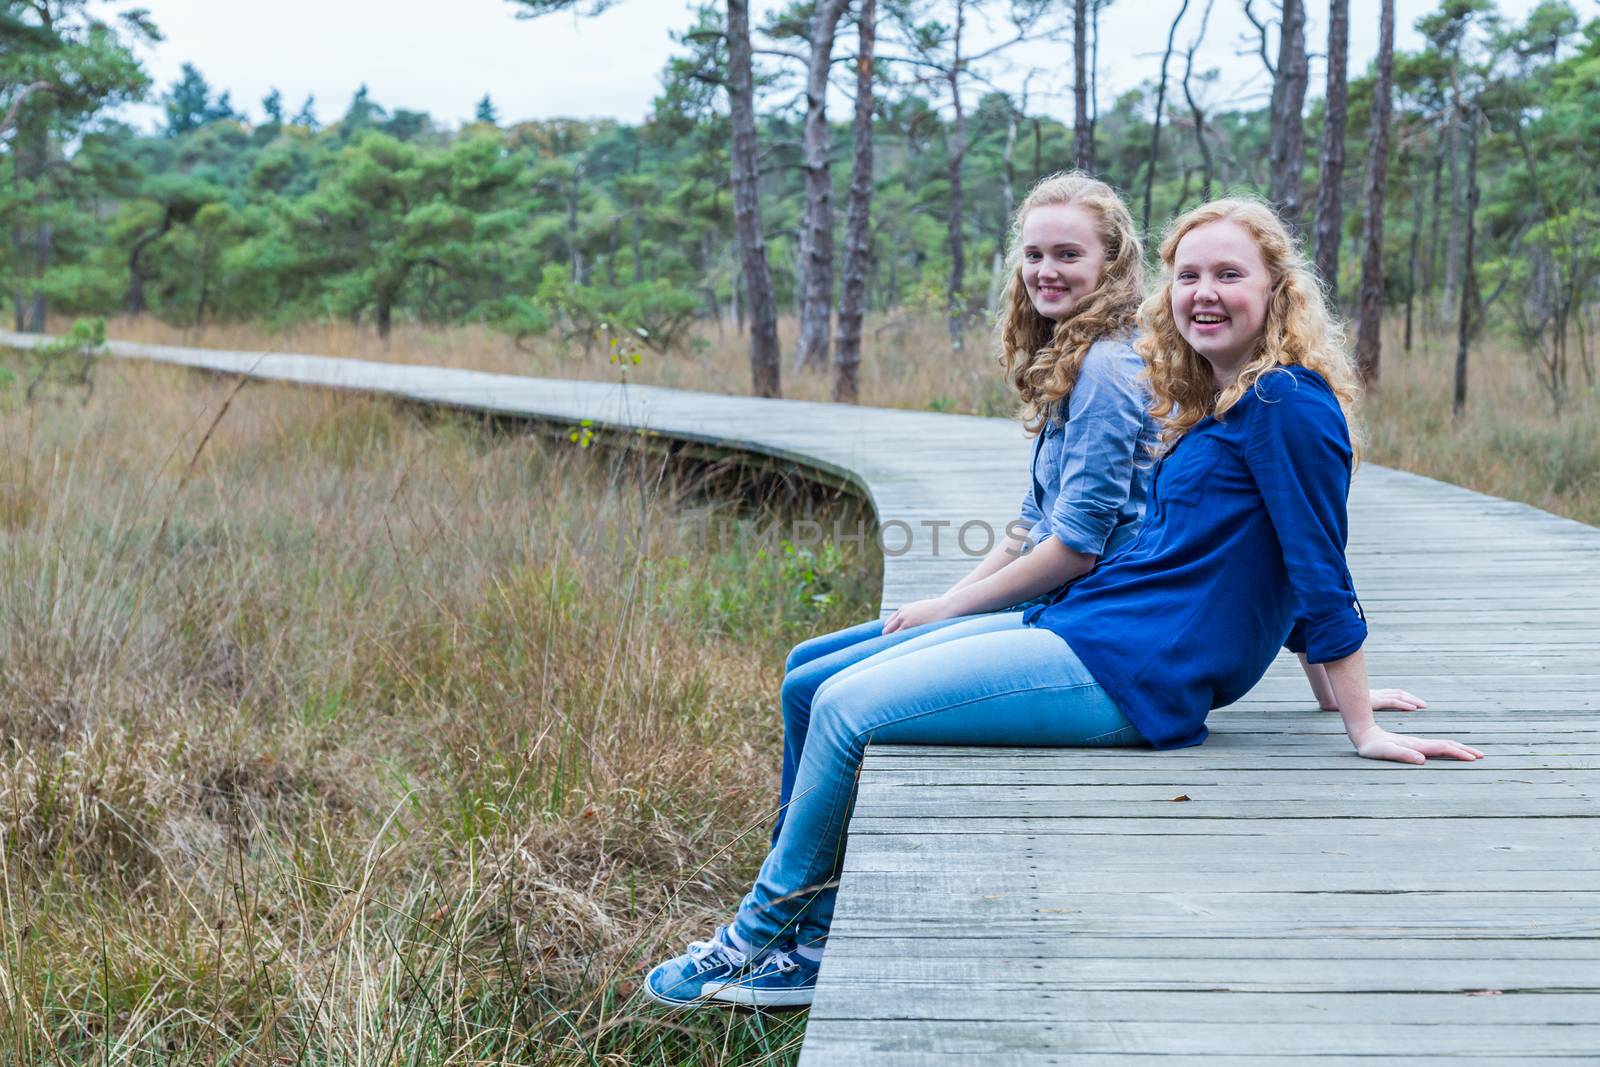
[764, 172, 1159, 847]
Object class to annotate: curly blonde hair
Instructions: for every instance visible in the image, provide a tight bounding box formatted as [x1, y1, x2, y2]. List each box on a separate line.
[997, 172, 1145, 434]
[1138, 197, 1363, 459]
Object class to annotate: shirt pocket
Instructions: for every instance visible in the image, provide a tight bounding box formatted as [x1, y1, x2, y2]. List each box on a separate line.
[1157, 436, 1226, 507]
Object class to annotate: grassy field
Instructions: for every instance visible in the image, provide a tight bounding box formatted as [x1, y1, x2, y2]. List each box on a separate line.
[0, 353, 880, 1065]
[108, 311, 1600, 526]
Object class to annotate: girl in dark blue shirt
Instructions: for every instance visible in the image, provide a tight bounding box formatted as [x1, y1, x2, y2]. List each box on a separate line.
[644, 198, 1481, 1012]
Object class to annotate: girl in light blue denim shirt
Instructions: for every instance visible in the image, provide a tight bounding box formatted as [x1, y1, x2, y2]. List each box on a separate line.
[645, 173, 1161, 1009]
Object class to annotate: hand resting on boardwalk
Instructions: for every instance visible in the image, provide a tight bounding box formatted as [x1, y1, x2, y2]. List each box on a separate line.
[1324, 650, 1483, 764]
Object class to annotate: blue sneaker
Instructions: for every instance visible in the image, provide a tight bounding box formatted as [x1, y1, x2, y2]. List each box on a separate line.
[642, 927, 749, 1008]
[705, 946, 819, 1009]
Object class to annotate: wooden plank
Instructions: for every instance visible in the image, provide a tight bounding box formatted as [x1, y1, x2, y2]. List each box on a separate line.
[793, 1019, 1600, 1058]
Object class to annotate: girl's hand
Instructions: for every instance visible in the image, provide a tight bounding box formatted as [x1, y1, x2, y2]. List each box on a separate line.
[1352, 726, 1484, 765]
[1322, 687, 1428, 713]
[884, 596, 955, 634]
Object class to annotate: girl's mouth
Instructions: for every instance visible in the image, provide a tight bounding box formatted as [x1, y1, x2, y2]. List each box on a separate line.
[1191, 312, 1228, 330]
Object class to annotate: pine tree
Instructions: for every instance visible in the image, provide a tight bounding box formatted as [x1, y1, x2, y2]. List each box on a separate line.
[164, 62, 211, 136]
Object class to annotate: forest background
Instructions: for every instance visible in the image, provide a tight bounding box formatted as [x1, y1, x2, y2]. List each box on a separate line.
[4, 0, 1597, 415]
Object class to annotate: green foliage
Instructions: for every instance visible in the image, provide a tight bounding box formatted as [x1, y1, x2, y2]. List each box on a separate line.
[0, 0, 1596, 406]
[21, 315, 104, 402]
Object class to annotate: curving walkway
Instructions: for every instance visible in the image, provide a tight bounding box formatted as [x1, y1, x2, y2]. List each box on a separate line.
[10, 331, 1598, 1063]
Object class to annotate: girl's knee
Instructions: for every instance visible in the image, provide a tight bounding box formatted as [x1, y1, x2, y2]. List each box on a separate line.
[779, 668, 818, 730]
[809, 686, 869, 749]
[783, 639, 815, 674]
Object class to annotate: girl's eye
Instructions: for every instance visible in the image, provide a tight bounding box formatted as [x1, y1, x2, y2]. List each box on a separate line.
[1061, 251, 1078, 260]
[1025, 251, 1041, 261]
[1177, 271, 1197, 282]
[1220, 270, 1241, 280]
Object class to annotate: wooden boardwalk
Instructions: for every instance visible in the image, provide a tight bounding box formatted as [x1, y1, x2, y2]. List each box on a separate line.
[10, 332, 1597, 1062]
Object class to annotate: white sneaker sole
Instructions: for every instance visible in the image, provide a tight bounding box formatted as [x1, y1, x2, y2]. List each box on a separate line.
[703, 980, 815, 1009]
[641, 983, 731, 1009]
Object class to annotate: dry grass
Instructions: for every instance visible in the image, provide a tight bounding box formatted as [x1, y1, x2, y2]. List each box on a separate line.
[106, 313, 1019, 417]
[106, 310, 1600, 526]
[1363, 320, 1600, 526]
[0, 354, 880, 1065]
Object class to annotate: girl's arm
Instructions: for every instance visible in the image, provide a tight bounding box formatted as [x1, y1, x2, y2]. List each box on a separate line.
[944, 521, 1034, 595]
[1322, 649, 1482, 763]
[886, 537, 1094, 633]
[1298, 653, 1426, 714]
[1244, 373, 1466, 763]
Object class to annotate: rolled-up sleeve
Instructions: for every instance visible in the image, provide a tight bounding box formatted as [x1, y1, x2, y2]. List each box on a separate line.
[1245, 372, 1367, 663]
[1047, 340, 1151, 557]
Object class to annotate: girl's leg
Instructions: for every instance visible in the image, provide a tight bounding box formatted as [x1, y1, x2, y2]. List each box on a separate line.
[772, 612, 996, 843]
[735, 626, 1143, 955]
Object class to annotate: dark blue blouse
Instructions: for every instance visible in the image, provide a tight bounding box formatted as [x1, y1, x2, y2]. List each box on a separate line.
[1026, 364, 1368, 750]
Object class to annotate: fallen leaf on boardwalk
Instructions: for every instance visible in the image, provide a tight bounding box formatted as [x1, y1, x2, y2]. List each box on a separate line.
[1169, 794, 1191, 802]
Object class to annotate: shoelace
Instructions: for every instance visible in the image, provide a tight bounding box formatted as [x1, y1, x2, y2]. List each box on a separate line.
[751, 948, 799, 976]
[685, 934, 746, 972]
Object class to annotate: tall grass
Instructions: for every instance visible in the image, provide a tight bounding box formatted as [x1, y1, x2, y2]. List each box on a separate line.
[0, 354, 880, 1065]
[1363, 321, 1600, 525]
[106, 312, 1019, 418]
[107, 311, 1599, 526]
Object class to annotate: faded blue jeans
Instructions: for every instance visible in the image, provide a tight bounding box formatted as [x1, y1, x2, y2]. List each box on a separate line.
[734, 612, 1145, 954]
[771, 612, 989, 844]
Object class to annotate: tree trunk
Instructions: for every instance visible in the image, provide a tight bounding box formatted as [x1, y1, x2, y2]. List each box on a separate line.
[990, 97, 1022, 311]
[15, 119, 51, 334]
[606, 216, 619, 288]
[727, 0, 782, 397]
[127, 210, 176, 316]
[1423, 147, 1443, 328]
[944, 4, 968, 353]
[795, 0, 848, 373]
[1073, 0, 1090, 169]
[1441, 60, 1463, 319]
[1267, 0, 1308, 230]
[1090, 0, 1102, 155]
[1313, 0, 1349, 296]
[834, 0, 876, 404]
[1354, 0, 1393, 384]
[1452, 109, 1479, 417]
[566, 164, 583, 285]
[1181, 0, 1216, 205]
[1404, 168, 1423, 352]
[1142, 0, 1190, 233]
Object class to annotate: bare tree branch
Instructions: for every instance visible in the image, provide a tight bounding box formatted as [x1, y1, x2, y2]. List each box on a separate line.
[1, 81, 57, 137]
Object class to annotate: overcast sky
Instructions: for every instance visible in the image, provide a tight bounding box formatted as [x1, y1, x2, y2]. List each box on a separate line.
[119, 0, 1544, 131]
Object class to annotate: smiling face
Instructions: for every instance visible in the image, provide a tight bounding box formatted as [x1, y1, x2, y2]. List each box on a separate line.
[1170, 218, 1274, 386]
[1020, 203, 1107, 321]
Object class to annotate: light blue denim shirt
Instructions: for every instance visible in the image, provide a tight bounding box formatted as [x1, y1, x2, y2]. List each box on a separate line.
[1018, 337, 1159, 560]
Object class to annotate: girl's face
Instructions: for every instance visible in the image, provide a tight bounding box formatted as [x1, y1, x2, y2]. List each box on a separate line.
[1170, 218, 1273, 386]
[1020, 203, 1107, 321]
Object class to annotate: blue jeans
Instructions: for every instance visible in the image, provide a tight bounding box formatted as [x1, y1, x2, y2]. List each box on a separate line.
[735, 612, 1144, 953]
[773, 613, 990, 843]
